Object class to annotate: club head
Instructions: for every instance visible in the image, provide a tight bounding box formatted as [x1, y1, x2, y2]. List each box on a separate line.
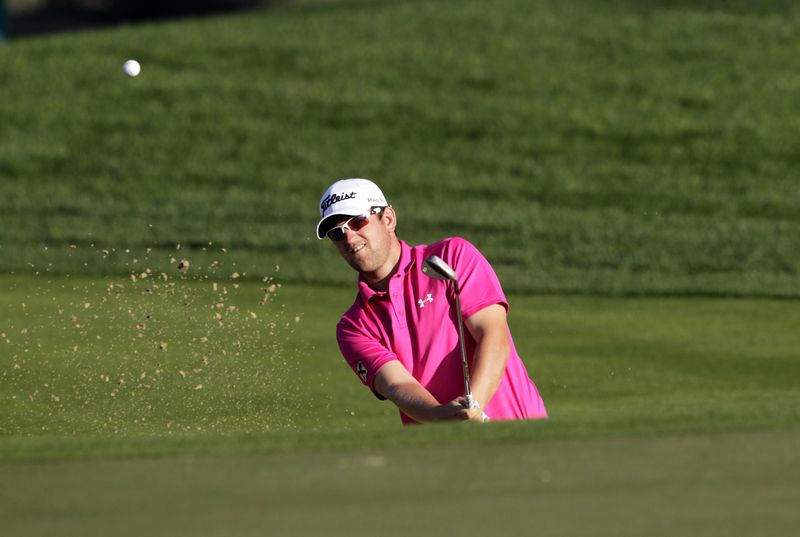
[422, 255, 458, 283]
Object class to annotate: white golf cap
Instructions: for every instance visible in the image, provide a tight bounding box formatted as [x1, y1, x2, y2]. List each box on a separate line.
[316, 178, 389, 239]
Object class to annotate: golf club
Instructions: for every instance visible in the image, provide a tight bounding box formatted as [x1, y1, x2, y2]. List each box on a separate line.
[422, 255, 489, 422]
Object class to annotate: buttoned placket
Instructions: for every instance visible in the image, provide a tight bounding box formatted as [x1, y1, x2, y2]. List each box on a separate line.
[389, 273, 406, 330]
[382, 270, 416, 373]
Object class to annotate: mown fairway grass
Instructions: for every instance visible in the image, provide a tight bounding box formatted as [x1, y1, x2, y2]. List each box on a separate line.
[2, 274, 799, 460]
[1, 274, 799, 534]
[1, 0, 799, 295]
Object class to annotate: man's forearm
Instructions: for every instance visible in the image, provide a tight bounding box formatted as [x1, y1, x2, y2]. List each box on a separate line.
[469, 331, 510, 410]
[378, 380, 457, 423]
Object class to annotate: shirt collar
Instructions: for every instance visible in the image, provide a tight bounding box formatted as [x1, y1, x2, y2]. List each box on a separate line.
[357, 240, 414, 303]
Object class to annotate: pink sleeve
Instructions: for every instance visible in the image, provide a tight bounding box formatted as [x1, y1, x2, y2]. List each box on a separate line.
[336, 316, 397, 399]
[438, 238, 508, 319]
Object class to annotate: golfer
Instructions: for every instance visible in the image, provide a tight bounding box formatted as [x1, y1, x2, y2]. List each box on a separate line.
[317, 178, 547, 424]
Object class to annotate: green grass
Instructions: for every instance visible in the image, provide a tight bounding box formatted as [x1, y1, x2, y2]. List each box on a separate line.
[2, 273, 798, 462]
[1, 0, 800, 295]
[1, 274, 799, 535]
[3, 431, 799, 537]
[3, 1, 800, 533]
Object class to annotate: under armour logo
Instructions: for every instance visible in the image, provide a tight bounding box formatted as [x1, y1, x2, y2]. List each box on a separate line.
[418, 293, 434, 308]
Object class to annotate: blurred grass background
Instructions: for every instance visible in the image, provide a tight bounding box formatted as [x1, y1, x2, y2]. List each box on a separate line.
[1, 0, 798, 296]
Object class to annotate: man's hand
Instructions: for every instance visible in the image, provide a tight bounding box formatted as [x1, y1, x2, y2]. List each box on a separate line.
[424, 398, 488, 422]
[452, 396, 490, 422]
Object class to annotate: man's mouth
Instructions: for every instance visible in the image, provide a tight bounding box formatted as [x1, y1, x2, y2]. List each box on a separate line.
[350, 243, 366, 254]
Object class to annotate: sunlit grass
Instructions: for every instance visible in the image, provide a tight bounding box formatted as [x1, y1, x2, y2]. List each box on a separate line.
[1, 0, 799, 295]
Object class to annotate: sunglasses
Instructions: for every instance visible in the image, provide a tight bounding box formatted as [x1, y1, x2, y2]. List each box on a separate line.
[326, 207, 384, 241]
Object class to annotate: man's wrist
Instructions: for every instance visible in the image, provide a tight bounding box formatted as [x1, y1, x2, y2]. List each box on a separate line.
[428, 403, 457, 421]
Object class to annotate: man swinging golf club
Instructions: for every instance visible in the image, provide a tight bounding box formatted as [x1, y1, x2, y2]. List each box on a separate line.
[316, 178, 547, 424]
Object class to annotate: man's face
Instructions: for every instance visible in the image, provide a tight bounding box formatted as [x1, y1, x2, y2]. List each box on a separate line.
[330, 207, 397, 278]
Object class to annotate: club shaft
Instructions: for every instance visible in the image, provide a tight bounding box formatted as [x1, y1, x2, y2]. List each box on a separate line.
[452, 282, 472, 399]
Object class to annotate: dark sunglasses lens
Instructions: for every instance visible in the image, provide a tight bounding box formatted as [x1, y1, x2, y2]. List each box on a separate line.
[349, 215, 371, 231]
[326, 213, 372, 241]
[327, 227, 346, 241]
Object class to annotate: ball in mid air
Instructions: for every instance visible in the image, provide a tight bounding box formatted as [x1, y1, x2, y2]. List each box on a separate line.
[123, 59, 141, 77]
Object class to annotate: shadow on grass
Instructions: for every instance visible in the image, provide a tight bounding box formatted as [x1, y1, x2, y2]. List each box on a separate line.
[6, 0, 269, 38]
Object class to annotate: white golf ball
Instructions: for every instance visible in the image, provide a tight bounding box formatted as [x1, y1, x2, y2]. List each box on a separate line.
[123, 59, 141, 77]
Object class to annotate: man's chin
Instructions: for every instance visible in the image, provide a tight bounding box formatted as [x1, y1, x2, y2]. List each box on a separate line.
[347, 256, 373, 273]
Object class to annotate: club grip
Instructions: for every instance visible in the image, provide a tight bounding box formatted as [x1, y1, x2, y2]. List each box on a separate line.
[464, 394, 490, 422]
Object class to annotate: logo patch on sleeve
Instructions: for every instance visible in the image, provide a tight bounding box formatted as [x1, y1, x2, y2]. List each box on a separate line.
[356, 361, 368, 383]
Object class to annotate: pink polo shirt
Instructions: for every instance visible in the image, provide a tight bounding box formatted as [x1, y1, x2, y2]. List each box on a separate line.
[336, 237, 547, 424]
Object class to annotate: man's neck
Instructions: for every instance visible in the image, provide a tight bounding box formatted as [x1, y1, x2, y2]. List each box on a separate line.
[362, 240, 402, 293]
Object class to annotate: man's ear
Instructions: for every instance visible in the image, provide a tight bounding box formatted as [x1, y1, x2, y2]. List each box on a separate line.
[382, 207, 397, 233]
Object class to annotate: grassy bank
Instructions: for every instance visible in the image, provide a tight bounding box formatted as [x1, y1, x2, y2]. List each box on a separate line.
[1, 0, 799, 295]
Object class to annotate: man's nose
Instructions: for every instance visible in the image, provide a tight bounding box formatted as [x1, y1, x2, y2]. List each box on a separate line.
[344, 226, 359, 241]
